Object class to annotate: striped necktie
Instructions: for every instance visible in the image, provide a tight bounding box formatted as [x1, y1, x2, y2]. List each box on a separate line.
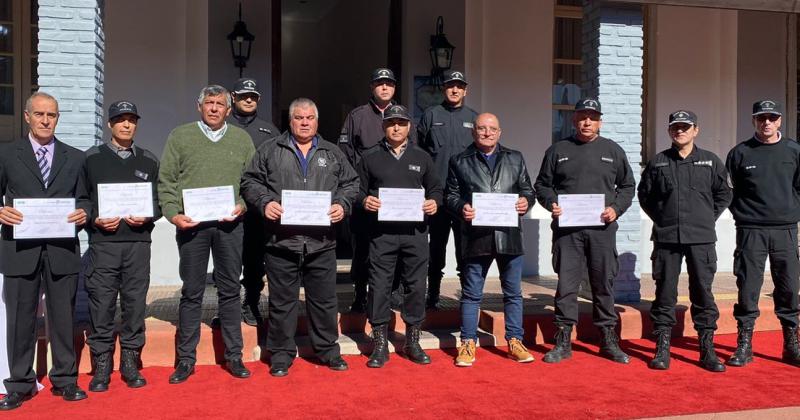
[37, 146, 50, 186]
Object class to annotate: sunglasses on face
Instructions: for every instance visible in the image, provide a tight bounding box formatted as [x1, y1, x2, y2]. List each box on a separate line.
[756, 114, 780, 122]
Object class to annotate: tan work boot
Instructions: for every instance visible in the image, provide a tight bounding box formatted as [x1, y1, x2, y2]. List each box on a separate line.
[455, 339, 477, 367]
[508, 337, 534, 363]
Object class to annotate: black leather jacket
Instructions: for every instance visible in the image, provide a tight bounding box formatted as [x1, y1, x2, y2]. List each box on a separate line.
[240, 132, 359, 254]
[445, 143, 535, 258]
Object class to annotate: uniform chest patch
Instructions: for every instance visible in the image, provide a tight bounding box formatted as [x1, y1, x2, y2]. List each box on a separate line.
[134, 170, 149, 181]
[258, 128, 273, 134]
[693, 160, 712, 167]
[338, 134, 348, 143]
[557, 157, 569, 163]
[745, 165, 757, 170]
[601, 157, 614, 163]
[409, 165, 421, 172]
[317, 157, 327, 167]
[462, 122, 474, 129]
[433, 122, 445, 126]
[654, 162, 669, 168]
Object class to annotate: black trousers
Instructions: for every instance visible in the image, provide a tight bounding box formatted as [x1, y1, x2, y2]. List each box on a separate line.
[351, 228, 370, 304]
[428, 211, 463, 297]
[733, 227, 800, 329]
[85, 241, 151, 355]
[3, 248, 78, 393]
[176, 223, 244, 364]
[367, 231, 428, 326]
[241, 211, 266, 303]
[552, 226, 619, 327]
[649, 242, 719, 332]
[265, 247, 340, 367]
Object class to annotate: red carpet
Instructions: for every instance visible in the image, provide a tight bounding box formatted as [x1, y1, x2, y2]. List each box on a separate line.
[4, 331, 800, 419]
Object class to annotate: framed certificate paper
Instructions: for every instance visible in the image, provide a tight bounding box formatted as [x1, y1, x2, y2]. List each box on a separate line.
[281, 190, 332, 226]
[98, 182, 153, 218]
[13, 198, 76, 239]
[378, 188, 425, 222]
[471, 193, 518, 227]
[182, 186, 235, 222]
[557, 194, 605, 227]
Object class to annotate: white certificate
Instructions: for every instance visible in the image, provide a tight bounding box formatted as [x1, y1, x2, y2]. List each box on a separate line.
[182, 185, 235, 222]
[98, 182, 153, 218]
[558, 194, 605, 227]
[378, 188, 425, 222]
[13, 198, 76, 239]
[472, 193, 519, 227]
[281, 190, 331, 226]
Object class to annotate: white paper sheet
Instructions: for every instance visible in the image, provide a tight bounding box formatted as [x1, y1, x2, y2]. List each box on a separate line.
[98, 182, 154, 218]
[472, 193, 519, 227]
[281, 190, 332, 226]
[13, 198, 76, 239]
[182, 185, 235, 222]
[557, 193, 605, 227]
[378, 188, 425, 222]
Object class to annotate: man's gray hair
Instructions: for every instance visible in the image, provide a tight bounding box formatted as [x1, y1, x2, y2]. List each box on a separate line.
[25, 91, 59, 113]
[197, 85, 232, 108]
[288, 98, 319, 120]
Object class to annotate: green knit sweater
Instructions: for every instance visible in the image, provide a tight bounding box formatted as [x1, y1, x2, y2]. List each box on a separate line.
[158, 122, 256, 221]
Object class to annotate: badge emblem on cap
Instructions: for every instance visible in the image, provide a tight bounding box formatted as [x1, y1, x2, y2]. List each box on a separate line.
[451, 71, 464, 79]
[675, 111, 688, 119]
[244, 80, 255, 89]
[378, 69, 391, 78]
[760, 100, 775, 109]
[584, 99, 598, 108]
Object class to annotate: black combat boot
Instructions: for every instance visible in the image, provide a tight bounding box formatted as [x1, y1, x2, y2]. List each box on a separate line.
[698, 330, 725, 372]
[599, 326, 630, 364]
[88, 352, 112, 392]
[241, 295, 262, 327]
[120, 349, 147, 388]
[543, 325, 573, 363]
[648, 329, 671, 370]
[367, 324, 390, 368]
[726, 327, 754, 367]
[782, 326, 800, 366]
[403, 325, 431, 365]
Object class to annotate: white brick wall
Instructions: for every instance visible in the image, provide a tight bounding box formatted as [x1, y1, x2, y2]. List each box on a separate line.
[37, 0, 104, 151]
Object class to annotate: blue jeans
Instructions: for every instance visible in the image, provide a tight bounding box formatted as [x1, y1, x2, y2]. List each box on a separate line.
[460, 254, 524, 341]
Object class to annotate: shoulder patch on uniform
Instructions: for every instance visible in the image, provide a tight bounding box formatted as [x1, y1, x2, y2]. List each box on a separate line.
[654, 162, 669, 167]
[432, 122, 445, 126]
[693, 160, 713, 166]
[601, 156, 614, 163]
[409, 164, 421, 172]
[462, 122, 474, 129]
[338, 134, 348, 144]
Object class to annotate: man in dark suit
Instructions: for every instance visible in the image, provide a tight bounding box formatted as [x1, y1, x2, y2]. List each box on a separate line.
[0, 92, 91, 410]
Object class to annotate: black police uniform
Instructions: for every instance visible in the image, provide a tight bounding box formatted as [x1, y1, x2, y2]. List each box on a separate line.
[84, 143, 161, 356]
[535, 135, 636, 328]
[358, 140, 442, 328]
[638, 145, 732, 332]
[229, 110, 280, 314]
[418, 101, 478, 301]
[726, 134, 800, 329]
[338, 99, 417, 308]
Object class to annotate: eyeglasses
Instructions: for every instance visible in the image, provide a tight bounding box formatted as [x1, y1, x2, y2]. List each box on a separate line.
[755, 114, 781, 122]
[475, 126, 499, 134]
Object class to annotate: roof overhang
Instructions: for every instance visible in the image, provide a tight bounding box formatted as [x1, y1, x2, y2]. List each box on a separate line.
[616, 0, 800, 13]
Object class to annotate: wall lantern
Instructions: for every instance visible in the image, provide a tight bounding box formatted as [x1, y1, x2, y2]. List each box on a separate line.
[227, 2, 255, 77]
[429, 16, 455, 83]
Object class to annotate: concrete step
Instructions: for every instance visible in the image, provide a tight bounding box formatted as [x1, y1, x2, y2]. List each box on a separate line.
[71, 298, 782, 372]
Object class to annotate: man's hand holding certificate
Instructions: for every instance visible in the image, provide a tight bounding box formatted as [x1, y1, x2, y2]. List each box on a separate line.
[556, 194, 608, 227]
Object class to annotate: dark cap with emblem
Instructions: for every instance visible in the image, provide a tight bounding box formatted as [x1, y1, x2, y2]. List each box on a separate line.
[233, 78, 260, 96]
[752, 99, 782, 116]
[442, 70, 468, 85]
[371, 68, 396, 84]
[108, 100, 140, 120]
[383, 104, 411, 121]
[574, 98, 602, 115]
[668, 109, 697, 126]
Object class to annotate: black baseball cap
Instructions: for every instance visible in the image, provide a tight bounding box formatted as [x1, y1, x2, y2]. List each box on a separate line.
[233, 78, 260, 96]
[383, 104, 411, 121]
[108, 100, 140, 120]
[752, 99, 782, 116]
[574, 98, 602, 115]
[371, 68, 396, 84]
[442, 70, 467, 85]
[668, 110, 697, 126]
